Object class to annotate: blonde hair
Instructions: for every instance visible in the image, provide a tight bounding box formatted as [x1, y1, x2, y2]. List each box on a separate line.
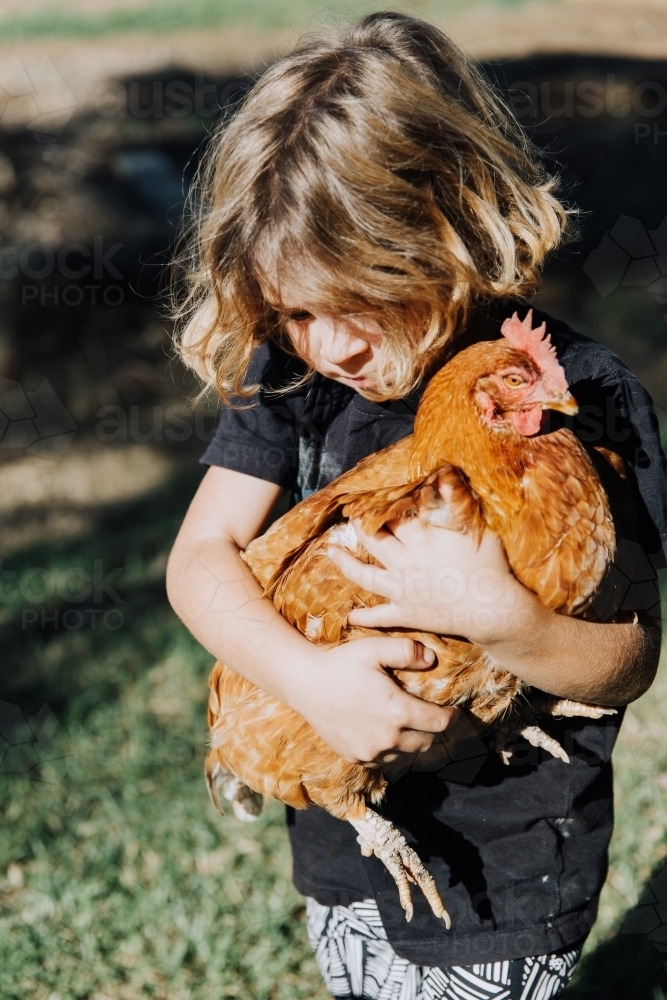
[174, 11, 570, 405]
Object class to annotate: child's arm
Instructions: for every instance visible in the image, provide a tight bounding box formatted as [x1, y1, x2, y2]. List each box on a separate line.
[331, 518, 660, 706]
[166, 466, 460, 765]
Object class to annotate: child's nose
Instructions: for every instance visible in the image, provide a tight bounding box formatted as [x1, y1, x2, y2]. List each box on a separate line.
[319, 319, 369, 366]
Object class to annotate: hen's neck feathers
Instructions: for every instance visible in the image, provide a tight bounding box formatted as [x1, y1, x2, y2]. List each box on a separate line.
[409, 342, 549, 522]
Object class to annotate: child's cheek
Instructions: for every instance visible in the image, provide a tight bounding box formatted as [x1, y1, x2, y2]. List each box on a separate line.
[286, 324, 317, 367]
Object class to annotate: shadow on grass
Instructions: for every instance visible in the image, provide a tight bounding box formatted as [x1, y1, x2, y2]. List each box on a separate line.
[0, 464, 204, 719]
[566, 862, 667, 999]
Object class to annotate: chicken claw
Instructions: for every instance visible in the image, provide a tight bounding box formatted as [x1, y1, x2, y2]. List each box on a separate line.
[349, 808, 451, 927]
[498, 747, 514, 766]
[520, 725, 570, 763]
[205, 759, 264, 822]
[491, 722, 569, 764]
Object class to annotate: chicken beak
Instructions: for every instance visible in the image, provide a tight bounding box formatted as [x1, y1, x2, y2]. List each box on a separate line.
[542, 392, 578, 416]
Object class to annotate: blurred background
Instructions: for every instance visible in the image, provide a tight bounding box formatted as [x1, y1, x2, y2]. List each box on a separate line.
[0, 1, 667, 997]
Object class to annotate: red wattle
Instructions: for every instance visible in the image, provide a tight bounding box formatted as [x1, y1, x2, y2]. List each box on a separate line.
[511, 407, 543, 436]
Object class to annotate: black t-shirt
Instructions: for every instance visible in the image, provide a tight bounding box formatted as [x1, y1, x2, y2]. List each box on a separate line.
[200, 303, 667, 966]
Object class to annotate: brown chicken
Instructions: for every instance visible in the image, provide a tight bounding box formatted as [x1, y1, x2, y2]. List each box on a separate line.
[205, 311, 627, 927]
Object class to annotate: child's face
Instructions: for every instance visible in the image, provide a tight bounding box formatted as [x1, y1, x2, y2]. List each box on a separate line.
[270, 292, 383, 392]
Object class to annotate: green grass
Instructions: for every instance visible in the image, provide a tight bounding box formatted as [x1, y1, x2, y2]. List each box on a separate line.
[0, 464, 665, 998]
[0, 0, 536, 41]
[0, 469, 326, 1000]
[565, 639, 667, 999]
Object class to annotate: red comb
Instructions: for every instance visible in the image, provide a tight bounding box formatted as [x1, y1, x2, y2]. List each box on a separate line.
[500, 309, 568, 395]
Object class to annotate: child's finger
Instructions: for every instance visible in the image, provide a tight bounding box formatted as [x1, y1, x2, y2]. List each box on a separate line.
[350, 519, 405, 559]
[347, 603, 405, 628]
[402, 694, 461, 736]
[327, 545, 395, 598]
[360, 635, 435, 669]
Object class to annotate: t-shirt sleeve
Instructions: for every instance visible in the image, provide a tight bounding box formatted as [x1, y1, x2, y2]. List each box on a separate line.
[570, 352, 667, 568]
[556, 331, 667, 622]
[199, 342, 300, 489]
[594, 365, 667, 622]
[613, 367, 667, 569]
[548, 317, 667, 567]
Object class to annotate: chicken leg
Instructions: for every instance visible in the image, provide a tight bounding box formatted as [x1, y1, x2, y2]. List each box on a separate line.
[349, 808, 451, 927]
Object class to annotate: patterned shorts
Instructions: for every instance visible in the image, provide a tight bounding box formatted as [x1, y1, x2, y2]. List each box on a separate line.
[306, 898, 582, 1000]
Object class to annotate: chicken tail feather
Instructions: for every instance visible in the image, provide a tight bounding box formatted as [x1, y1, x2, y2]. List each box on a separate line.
[205, 755, 264, 822]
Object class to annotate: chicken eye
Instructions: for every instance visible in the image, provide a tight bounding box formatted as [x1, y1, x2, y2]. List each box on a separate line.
[503, 374, 525, 388]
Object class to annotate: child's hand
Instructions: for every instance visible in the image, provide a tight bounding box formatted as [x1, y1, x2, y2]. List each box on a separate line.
[329, 518, 529, 646]
[288, 636, 460, 765]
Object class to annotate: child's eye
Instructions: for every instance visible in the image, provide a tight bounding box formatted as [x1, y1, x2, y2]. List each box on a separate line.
[503, 374, 525, 388]
[284, 310, 313, 324]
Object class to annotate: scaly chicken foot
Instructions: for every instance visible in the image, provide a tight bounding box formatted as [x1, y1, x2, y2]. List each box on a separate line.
[519, 725, 570, 762]
[349, 808, 451, 928]
[547, 699, 617, 720]
[492, 698, 618, 765]
[206, 760, 264, 822]
[492, 724, 569, 765]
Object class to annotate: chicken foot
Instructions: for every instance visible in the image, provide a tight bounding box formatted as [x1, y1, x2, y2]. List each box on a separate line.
[349, 808, 451, 928]
[205, 758, 264, 822]
[518, 725, 570, 762]
[492, 698, 618, 765]
[547, 699, 618, 720]
[491, 724, 569, 765]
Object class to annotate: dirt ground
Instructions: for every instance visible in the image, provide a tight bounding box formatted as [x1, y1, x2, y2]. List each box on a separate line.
[1, 0, 667, 129]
